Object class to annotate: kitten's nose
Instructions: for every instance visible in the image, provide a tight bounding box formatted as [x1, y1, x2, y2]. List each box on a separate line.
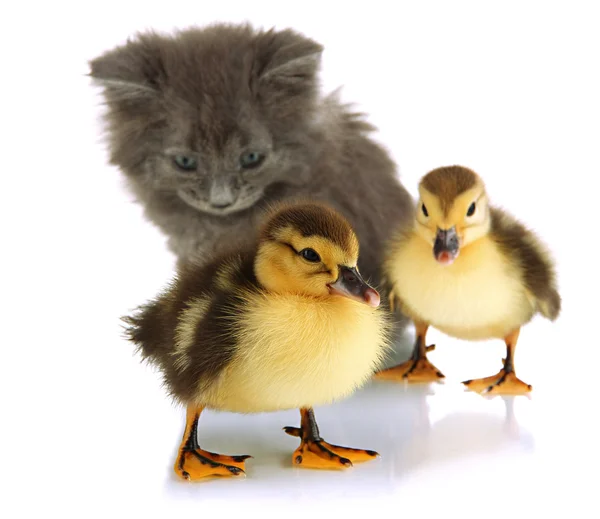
[209, 183, 236, 208]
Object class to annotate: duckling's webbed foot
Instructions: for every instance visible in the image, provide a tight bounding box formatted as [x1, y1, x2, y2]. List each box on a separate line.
[174, 406, 251, 481]
[463, 368, 532, 395]
[374, 322, 445, 383]
[284, 408, 379, 470]
[463, 329, 532, 396]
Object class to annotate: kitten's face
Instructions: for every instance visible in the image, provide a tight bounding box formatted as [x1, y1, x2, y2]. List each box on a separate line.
[168, 147, 267, 216]
[159, 120, 274, 216]
[154, 106, 299, 216]
[90, 25, 324, 216]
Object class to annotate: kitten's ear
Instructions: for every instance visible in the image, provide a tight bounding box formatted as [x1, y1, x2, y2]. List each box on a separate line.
[256, 29, 324, 89]
[88, 35, 164, 99]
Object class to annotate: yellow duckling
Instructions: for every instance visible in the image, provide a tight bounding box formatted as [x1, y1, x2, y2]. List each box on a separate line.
[375, 165, 561, 395]
[123, 201, 390, 480]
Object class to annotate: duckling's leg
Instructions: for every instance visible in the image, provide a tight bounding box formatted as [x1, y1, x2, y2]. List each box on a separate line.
[463, 328, 532, 395]
[284, 408, 379, 470]
[173, 406, 251, 481]
[374, 320, 445, 382]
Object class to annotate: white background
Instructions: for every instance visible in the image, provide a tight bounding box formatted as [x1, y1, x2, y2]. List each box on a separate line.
[2, 1, 599, 517]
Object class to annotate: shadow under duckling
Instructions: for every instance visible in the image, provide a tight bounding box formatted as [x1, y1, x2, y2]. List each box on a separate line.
[375, 165, 561, 395]
[123, 201, 392, 481]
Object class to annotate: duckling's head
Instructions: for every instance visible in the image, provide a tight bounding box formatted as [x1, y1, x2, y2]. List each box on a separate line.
[255, 202, 380, 307]
[415, 165, 491, 265]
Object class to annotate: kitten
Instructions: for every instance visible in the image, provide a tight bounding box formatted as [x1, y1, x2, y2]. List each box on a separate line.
[89, 23, 414, 334]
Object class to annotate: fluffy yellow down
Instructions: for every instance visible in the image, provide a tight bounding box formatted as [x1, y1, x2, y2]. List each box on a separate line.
[196, 293, 391, 413]
[387, 233, 536, 341]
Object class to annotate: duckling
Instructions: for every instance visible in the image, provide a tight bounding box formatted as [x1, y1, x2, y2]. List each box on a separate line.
[123, 201, 391, 480]
[375, 165, 561, 395]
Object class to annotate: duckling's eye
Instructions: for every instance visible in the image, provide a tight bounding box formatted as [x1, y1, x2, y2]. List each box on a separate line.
[240, 151, 265, 169]
[299, 248, 321, 263]
[467, 202, 476, 217]
[174, 155, 197, 171]
[421, 204, 429, 217]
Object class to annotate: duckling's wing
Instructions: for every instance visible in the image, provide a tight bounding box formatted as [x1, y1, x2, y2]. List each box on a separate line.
[122, 251, 254, 402]
[490, 208, 561, 320]
[121, 280, 180, 363]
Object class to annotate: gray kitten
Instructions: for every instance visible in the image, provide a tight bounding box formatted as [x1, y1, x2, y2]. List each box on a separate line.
[89, 23, 414, 335]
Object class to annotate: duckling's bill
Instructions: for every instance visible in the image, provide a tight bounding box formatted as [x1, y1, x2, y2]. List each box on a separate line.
[378, 165, 561, 394]
[327, 266, 381, 307]
[123, 201, 390, 481]
[433, 227, 460, 265]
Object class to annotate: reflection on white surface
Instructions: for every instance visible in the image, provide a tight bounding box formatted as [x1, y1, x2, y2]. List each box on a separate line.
[3, 1, 600, 517]
[158, 381, 534, 502]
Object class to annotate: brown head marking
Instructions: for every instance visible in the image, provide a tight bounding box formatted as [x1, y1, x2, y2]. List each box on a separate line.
[420, 165, 479, 215]
[260, 202, 356, 252]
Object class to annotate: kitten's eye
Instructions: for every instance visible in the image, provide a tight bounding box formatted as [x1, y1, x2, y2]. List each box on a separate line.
[240, 151, 265, 169]
[174, 155, 197, 171]
[421, 204, 429, 217]
[299, 248, 321, 263]
[467, 202, 476, 217]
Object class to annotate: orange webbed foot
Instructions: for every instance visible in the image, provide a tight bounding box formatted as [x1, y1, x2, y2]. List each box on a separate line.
[174, 406, 251, 481]
[284, 426, 379, 469]
[284, 408, 379, 471]
[375, 344, 445, 383]
[174, 448, 251, 481]
[463, 369, 532, 396]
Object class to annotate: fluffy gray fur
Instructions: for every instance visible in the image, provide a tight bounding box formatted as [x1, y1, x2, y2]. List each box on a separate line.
[89, 23, 414, 336]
